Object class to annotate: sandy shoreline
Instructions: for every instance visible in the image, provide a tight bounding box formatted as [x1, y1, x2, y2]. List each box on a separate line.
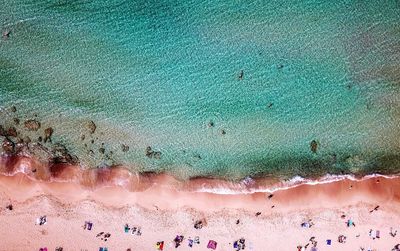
[0, 156, 399, 250]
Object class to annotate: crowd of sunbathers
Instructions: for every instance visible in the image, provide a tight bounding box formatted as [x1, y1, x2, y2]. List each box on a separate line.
[296, 217, 399, 251]
[32, 214, 399, 251]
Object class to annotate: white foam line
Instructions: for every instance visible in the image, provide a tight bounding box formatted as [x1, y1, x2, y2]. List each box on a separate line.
[3, 17, 38, 28]
[194, 173, 400, 195]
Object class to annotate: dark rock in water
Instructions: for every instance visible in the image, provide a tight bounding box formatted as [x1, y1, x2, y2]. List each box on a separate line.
[24, 119, 41, 131]
[0, 125, 5, 136]
[207, 121, 214, 128]
[11, 106, 16, 113]
[122, 144, 129, 152]
[145, 146, 153, 157]
[99, 147, 105, 154]
[38, 136, 43, 142]
[13, 118, 20, 125]
[220, 129, 226, 135]
[145, 146, 161, 159]
[2, 138, 15, 153]
[193, 153, 201, 160]
[87, 121, 96, 134]
[310, 140, 318, 153]
[44, 127, 54, 143]
[153, 151, 161, 159]
[80, 134, 85, 141]
[7, 127, 17, 137]
[91, 140, 94, 144]
[51, 143, 78, 164]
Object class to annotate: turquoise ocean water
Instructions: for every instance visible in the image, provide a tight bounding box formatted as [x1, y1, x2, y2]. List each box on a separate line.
[0, 0, 399, 180]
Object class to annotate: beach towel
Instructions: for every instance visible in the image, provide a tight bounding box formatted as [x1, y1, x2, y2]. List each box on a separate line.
[347, 220, 352, 227]
[207, 240, 217, 250]
[174, 235, 184, 248]
[326, 239, 331, 245]
[99, 248, 104, 251]
[156, 241, 164, 250]
[124, 224, 130, 233]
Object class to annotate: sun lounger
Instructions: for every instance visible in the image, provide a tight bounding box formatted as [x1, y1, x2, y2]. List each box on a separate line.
[376, 230, 380, 238]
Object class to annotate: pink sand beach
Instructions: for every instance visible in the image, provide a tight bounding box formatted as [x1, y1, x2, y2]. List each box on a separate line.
[0, 156, 399, 251]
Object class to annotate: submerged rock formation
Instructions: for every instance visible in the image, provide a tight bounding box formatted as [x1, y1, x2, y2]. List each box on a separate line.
[145, 146, 161, 159]
[24, 119, 41, 131]
[86, 121, 96, 134]
[7, 127, 17, 137]
[310, 140, 318, 153]
[2, 138, 15, 153]
[51, 143, 79, 165]
[44, 128, 54, 143]
[122, 144, 129, 152]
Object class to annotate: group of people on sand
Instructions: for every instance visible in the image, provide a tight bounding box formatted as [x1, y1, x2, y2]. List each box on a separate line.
[31, 212, 397, 250]
[296, 216, 399, 251]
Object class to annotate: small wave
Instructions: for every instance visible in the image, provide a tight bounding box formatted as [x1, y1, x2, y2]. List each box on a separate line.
[193, 173, 400, 195]
[1, 156, 399, 195]
[3, 17, 38, 28]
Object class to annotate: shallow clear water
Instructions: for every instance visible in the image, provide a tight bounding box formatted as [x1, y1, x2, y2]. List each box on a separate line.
[1, 0, 400, 180]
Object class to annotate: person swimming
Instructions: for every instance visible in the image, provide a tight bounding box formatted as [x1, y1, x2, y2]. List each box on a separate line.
[2, 30, 10, 38]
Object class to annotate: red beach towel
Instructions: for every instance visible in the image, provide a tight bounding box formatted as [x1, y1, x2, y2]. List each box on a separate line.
[156, 241, 164, 250]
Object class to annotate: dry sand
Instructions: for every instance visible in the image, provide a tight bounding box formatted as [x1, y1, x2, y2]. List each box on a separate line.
[0, 156, 399, 251]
